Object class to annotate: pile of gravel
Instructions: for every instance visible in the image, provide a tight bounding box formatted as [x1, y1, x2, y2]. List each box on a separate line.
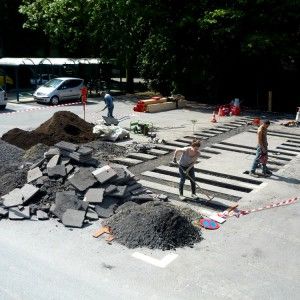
[106, 201, 202, 250]
[0, 139, 25, 165]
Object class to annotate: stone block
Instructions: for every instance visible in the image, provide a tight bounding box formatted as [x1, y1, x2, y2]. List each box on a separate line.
[55, 141, 78, 152]
[92, 165, 117, 184]
[2, 188, 24, 207]
[0, 207, 8, 217]
[9, 206, 30, 220]
[110, 167, 131, 185]
[47, 165, 66, 177]
[69, 152, 92, 162]
[77, 147, 93, 156]
[94, 197, 119, 218]
[52, 192, 88, 220]
[126, 183, 142, 193]
[30, 158, 46, 170]
[104, 184, 117, 195]
[44, 147, 60, 159]
[110, 185, 127, 198]
[68, 168, 97, 191]
[65, 164, 74, 174]
[36, 210, 49, 220]
[27, 167, 43, 183]
[86, 208, 99, 221]
[47, 154, 60, 168]
[21, 184, 39, 203]
[84, 188, 104, 203]
[62, 209, 86, 228]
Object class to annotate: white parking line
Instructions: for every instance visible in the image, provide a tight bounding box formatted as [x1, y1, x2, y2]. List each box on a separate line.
[132, 252, 178, 268]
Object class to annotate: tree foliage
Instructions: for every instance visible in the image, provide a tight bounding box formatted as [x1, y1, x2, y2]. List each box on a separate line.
[18, 0, 300, 104]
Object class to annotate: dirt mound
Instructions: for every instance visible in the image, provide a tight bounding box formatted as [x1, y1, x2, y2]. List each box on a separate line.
[106, 201, 202, 250]
[2, 111, 95, 150]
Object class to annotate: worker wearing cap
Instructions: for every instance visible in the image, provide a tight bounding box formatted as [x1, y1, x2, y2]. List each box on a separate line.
[250, 119, 272, 177]
[173, 139, 201, 200]
[101, 91, 114, 118]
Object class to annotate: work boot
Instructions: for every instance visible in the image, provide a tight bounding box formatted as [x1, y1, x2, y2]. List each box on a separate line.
[249, 171, 258, 177]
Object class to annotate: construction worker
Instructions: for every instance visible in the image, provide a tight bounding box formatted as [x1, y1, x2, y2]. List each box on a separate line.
[101, 91, 114, 118]
[173, 139, 201, 200]
[249, 119, 272, 177]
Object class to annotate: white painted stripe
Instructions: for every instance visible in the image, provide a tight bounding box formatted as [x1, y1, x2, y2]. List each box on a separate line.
[132, 252, 178, 268]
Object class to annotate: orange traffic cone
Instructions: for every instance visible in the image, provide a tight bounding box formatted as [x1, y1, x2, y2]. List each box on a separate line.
[211, 111, 217, 123]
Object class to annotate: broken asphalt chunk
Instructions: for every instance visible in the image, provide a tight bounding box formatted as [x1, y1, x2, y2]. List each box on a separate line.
[84, 188, 104, 204]
[68, 168, 97, 191]
[36, 210, 49, 220]
[92, 165, 117, 184]
[47, 154, 60, 169]
[2, 188, 24, 208]
[21, 184, 40, 204]
[86, 208, 99, 221]
[44, 147, 60, 159]
[62, 209, 86, 228]
[9, 206, 30, 220]
[0, 207, 9, 217]
[47, 165, 66, 178]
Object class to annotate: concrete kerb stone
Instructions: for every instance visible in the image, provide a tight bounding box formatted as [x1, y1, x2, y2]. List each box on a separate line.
[62, 209, 86, 228]
[27, 167, 43, 183]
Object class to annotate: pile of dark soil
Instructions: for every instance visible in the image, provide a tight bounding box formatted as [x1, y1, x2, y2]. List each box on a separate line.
[0, 140, 27, 197]
[106, 201, 202, 250]
[2, 111, 95, 150]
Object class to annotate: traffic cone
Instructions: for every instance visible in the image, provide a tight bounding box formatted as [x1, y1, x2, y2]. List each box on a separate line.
[211, 111, 217, 123]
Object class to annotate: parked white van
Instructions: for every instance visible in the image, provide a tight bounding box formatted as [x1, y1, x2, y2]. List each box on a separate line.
[0, 87, 8, 110]
[33, 77, 84, 105]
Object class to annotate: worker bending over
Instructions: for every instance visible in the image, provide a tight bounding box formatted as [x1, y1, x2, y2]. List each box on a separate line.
[101, 91, 114, 118]
[173, 139, 201, 200]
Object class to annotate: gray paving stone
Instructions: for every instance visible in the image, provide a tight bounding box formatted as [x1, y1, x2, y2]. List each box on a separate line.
[21, 184, 40, 204]
[68, 152, 92, 162]
[94, 197, 119, 218]
[92, 165, 117, 184]
[52, 192, 88, 220]
[84, 188, 104, 203]
[44, 147, 60, 159]
[68, 168, 97, 191]
[27, 167, 43, 183]
[110, 185, 127, 198]
[30, 158, 46, 170]
[127, 152, 157, 160]
[65, 164, 74, 175]
[55, 141, 78, 152]
[104, 184, 117, 195]
[47, 165, 66, 177]
[62, 209, 86, 228]
[36, 210, 49, 220]
[77, 147, 93, 156]
[36, 176, 49, 186]
[110, 167, 132, 185]
[86, 208, 99, 221]
[2, 188, 24, 207]
[148, 148, 169, 155]
[9, 206, 30, 220]
[111, 157, 143, 166]
[47, 155, 60, 168]
[158, 194, 169, 201]
[0, 207, 8, 217]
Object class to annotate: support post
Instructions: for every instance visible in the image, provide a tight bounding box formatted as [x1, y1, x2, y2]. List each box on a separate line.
[268, 90, 272, 112]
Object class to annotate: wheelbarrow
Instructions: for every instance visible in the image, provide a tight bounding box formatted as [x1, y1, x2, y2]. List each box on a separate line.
[102, 115, 130, 126]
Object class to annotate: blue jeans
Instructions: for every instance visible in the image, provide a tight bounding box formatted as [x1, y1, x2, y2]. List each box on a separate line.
[251, 146, 268, 173]
[107, 105, 114, 118]
[179, 165, 196, 195]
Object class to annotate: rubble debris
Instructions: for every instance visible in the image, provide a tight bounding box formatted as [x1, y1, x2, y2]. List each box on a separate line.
[62, 209, 86, 228]
[36, 210, 49, 220]
[0, 207, 9, 218]
[86, 208, 99, 221]
[27, 167, 43, 183]
[92, 165, 117, 184]
[68, 168, 97, 191]
[9, 206, 30, 220]
[106, 201, 202, 250]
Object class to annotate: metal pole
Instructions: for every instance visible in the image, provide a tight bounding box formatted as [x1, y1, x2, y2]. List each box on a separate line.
[268, 90, 272, 112]
[15, 67, 19, 102]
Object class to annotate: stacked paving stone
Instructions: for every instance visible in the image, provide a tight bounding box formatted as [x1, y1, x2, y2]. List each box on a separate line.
[0, 140, 168, 228]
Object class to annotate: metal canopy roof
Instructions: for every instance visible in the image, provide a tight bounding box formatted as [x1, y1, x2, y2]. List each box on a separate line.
[0, 57, 103, 66]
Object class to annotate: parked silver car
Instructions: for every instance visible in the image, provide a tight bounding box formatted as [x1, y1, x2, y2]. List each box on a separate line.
[0, 87, 8, 110]
[33, 77, 84, 105]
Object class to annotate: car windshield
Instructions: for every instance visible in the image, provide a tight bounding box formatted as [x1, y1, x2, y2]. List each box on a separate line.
[43, 79, 63, 88]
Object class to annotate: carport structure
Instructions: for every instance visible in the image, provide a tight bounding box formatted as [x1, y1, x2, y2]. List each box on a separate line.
[0, 57, 106, 101]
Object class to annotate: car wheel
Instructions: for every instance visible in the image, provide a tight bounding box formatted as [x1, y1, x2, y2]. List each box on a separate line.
[0, 105, 6, 110]
[50, 96, 59, 105]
